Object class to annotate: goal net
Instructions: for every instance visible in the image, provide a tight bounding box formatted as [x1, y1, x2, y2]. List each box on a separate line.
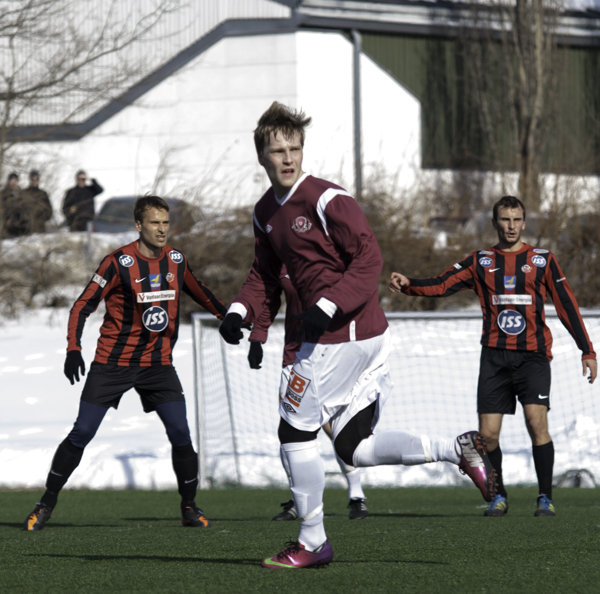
[191, 311, 600, 489]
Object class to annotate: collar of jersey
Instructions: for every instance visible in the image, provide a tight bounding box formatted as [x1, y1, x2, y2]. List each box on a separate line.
[492, 242, 530, 256]
[274, 172, 309, 206]
[130, 240, 167, 261]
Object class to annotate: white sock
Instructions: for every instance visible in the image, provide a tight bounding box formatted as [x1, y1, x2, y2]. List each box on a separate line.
[281, 441, 326, 551]
[334, 451, 365, 500]
[352, 431, 460, 467]
[344, 467, 365, 500]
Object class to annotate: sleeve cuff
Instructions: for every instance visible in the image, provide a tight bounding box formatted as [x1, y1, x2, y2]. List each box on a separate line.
[228, 302, 248, 319]
[316, 297, 337, 317]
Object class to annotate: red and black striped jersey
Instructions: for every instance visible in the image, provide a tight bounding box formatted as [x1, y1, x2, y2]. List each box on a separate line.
[67, 241, 226, 366]
[404, 243, 596, 361]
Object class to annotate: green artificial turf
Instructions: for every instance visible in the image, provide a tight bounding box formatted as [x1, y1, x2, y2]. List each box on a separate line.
[1, 487, 599, 593]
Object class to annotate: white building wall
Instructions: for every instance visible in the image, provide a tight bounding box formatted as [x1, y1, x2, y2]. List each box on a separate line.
[14, 30, 422, 217]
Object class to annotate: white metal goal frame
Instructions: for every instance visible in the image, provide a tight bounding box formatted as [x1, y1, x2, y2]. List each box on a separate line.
[192, 310, 600, 490]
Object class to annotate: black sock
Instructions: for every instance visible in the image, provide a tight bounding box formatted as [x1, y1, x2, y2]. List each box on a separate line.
[40, 489, 59, 509]
[41, 438, 85, 506]
[532, 441, 554, 499]
[487, 445, 508, 499]
[172, 443, 198, 502]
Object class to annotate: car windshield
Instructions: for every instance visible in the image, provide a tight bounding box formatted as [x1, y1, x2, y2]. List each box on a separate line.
[98, 200, 135, 222]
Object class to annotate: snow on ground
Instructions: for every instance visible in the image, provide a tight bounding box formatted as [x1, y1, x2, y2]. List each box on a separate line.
[2, 309, 599, 493]
[0, 308, 195, 491]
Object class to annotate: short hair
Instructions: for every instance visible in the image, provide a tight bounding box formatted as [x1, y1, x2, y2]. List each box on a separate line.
[29, 169, 40, 179]
[493, 196, 526, 221]
[8, 172, 18, 181]
[134, 195, 170, 223]
[253, 101, 312, 155]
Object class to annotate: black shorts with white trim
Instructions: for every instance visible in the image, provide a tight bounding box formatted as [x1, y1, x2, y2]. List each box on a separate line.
[477, 346, 551, 414]
[81, 362, 185, 412]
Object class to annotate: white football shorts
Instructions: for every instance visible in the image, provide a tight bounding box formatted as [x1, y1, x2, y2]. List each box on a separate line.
[279, 364, 293, 402]
[278, 329, 392, 439]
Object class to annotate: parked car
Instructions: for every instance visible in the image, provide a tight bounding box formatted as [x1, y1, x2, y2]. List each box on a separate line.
[90, 196, 194, 234]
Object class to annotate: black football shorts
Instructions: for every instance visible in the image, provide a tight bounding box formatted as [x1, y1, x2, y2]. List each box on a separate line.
[477, 346, 551, 414]
[81, 362, 185, 412]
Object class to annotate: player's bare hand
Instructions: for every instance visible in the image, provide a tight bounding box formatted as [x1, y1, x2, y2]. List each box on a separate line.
[64, 350, 85, 385]
[389, 272, 410, 294]
[583, 359, 597, 384]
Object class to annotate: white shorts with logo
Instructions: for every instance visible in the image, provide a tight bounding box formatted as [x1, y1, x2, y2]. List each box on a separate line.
[278, 329, 392, 439]
[279, 364, 293, 402]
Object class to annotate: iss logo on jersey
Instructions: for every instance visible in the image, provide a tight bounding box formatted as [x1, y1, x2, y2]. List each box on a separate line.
[479, 257, 493, 268]
[169, 250, 183, 264]
[285, 370, 311, 407]
[497, 310, 526, 335]
[292, 216, 312, 233]
[504, 276, 516, 290]
[522, 264, 533, 274]
[532, 255, 547, 267]
[119, 254, 134, 267]
[142, 306, 169, 332]
[150, 274, 161, 289]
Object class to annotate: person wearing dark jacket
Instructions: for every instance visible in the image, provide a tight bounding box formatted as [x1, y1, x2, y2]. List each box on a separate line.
[21, 169, 53, 233]
[62, 170, 103, 231]
[1, 172, 25, 238]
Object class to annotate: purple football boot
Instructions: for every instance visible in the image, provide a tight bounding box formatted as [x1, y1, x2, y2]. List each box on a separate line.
[457, 431, 498, 502]
[262, 540, 333, 569]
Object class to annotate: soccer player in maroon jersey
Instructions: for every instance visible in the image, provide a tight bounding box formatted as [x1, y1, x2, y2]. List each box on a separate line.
[24, 196, 226, 531]
[219, 102, 497, 569]
[248, 265, 370, 521]
[390, 195, 597, 517]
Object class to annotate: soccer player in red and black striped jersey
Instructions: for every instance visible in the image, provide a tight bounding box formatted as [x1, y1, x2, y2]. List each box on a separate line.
[389, 195, 597, 517]
[24, 196, 226, 532]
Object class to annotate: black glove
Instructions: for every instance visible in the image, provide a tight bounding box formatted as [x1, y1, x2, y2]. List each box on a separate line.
[248, 341, 263, 369]
[219, 313, 244, 345]
[293, 305, 332, 343]
[64, 350, 86, 385]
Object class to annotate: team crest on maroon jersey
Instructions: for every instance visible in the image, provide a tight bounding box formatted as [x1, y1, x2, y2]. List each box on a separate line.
[522, 264, 533, 274]
[292, 216, 312, 233]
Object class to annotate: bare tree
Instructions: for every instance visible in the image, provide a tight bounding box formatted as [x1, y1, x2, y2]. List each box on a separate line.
[0, 0, 181, 238]
[464, 0, 561, 211]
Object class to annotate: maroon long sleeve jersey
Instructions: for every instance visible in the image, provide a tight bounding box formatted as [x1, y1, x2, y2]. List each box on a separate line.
[67, 241, 226, 366]
[250, 266, 301, 367]
[235, 174, 388, 345]
[403, 244, 595, 361]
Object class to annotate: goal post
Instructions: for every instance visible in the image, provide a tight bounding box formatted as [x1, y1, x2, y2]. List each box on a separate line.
[192, 311, 600, 489]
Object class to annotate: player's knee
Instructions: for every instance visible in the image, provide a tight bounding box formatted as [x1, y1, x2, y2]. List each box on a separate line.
[67, 421, 99, 448]
[278, 418, 318, 444]
[333, 401, 377, 466]
[165, 424, 192, 448]
[333, 432, 361, 467]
